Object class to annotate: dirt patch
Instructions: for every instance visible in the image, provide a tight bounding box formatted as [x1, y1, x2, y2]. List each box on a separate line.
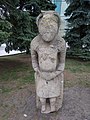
[64, 70, 77, 87]
[0, 85, 90, 120]
[0, 54, 31, 72]
[64, 70, 76, 81]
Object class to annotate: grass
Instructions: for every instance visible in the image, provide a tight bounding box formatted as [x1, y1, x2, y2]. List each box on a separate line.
[65, 58, 90, 87]
[0, 54, 35, 93]
[0, 54, 90, 93]
[65, 58, 90, 73]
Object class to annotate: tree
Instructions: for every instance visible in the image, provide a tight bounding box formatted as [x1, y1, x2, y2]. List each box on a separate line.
[64, 0, 90, 60]
[0, 0, 56, 53]
[0, 19, 11, 45]
[0, 5, 12, 46]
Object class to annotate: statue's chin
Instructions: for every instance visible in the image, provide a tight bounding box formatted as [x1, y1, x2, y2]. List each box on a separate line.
[43, 38, 53, 42]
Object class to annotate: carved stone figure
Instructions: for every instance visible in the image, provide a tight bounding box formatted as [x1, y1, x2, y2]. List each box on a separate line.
[31, 11, 66, 113]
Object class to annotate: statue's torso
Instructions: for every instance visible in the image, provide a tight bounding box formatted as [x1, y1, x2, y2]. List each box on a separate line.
[38, 45, 58, 72]
[31, 35, 65, 72]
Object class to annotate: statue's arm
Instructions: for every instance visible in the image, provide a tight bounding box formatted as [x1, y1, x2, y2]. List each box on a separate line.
[31, 41, 39, 72]
[51, 41, 66, 80]
[56, 42, 66, 73]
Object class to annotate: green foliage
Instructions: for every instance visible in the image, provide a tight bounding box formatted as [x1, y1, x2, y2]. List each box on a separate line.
[0, 0, 56, 53]
[64, 0, 90, 60]
[0, 19, 12, 45]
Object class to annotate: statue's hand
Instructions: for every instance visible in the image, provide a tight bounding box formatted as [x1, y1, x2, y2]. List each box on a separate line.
[40, 72, 53, 81]
[40, 70, 63, 81]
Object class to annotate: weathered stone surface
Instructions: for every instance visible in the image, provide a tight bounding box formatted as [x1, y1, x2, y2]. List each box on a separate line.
[31, 11, 66, 113]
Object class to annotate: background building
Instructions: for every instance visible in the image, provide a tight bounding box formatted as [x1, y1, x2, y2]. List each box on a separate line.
[52, 0, 68, 36]
[52, 0, 62, 14]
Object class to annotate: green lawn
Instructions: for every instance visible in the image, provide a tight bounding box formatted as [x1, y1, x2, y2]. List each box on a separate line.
[0, 54, 90, 93]
[0, 54, 34, 93]
[65, 58, 90, 87]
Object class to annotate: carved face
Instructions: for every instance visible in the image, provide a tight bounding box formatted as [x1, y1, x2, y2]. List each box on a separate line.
[38, 19, 58, 42]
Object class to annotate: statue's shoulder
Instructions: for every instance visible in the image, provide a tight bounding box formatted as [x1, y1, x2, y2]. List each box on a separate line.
[56, 35, 66, 50]
[30, 35, 40, 50]
[57, 35, 65, 44]
[31, 35, 40, 46]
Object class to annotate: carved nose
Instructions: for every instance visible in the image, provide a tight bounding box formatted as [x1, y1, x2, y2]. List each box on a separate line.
[46, 81, 48, 84]
[45, 25, 52, 30]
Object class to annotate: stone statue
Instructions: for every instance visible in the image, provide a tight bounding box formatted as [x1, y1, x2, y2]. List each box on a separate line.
[31, 11, 66, 113]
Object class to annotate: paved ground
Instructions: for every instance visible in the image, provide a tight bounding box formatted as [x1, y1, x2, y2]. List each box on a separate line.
[0, 85, 90, 120]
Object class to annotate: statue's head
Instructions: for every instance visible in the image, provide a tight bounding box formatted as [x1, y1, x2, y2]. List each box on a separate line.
[36, 11, 60, 42]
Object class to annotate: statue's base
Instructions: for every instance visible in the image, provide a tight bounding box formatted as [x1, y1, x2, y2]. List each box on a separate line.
[41, 102, 58, 114]
[41, 103, 51, 114]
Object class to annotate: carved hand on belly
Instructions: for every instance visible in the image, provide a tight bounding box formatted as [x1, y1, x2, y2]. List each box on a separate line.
[39, 70, 63, 81]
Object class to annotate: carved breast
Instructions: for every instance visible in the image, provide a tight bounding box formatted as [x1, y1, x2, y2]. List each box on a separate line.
[38, 46, 58, 72]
